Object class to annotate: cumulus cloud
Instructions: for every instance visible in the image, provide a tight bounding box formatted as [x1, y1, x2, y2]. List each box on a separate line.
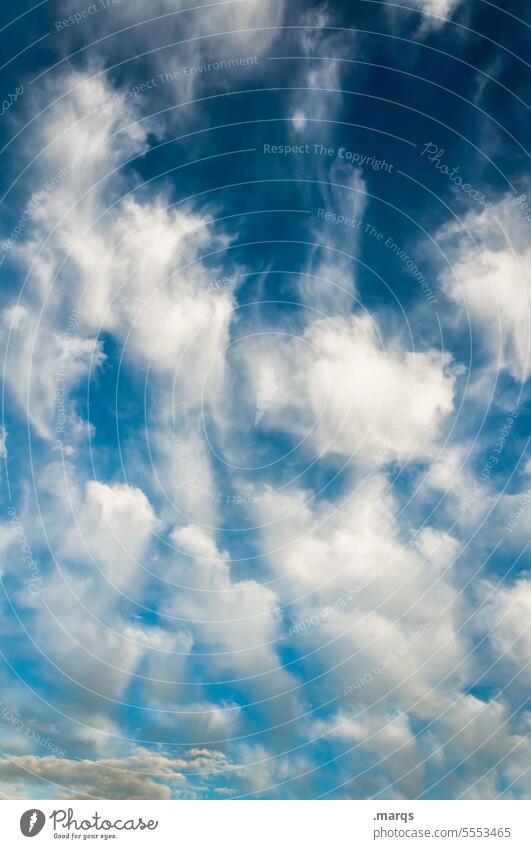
[439, 195, 531, 382]
[255, 475, 465, 714]
[237, 313, 457, 466]
[1, 63, 239, 551]
[0, 303, 105, 442]
[313, 711, 425, 798]
[60, 481, 159, 598]
[163, 524, 301, 726]
[4, 477, 174, 711]
[478, 577, 531, 672]
[1, 68, 237, 453]
[0, 747, 232, 799]
[310, 694, 531, 799]
[425, 696, 531, 799]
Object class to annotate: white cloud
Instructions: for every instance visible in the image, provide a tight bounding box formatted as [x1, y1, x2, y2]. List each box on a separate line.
[0, 747, 231, 799]
[440, 195, 531, 382]
[478, 577, 531, 672]
[7, 477, 165, 704]
[61, 194, 234, 371]
[285, 6, 349, 127]
[58, 0, 285, 76]
[313, 711, 425, 797]
[243, 313, 457, 466]
[164, 524, 301, 723]
[1, 66, 239, 552]
[310, 695, 531, 799]
[254, 474, 466, 720]
[60, 481, 159, 598]
[3, 69, 236, 451]
[0, 303, 105, 442]
[426, 696, 531, 799]
[408, 0, 462, 30]
[291, 110, 307, 130]
[247, 466, 530, 797]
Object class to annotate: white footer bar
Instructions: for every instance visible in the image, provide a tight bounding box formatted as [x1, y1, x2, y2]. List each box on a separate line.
[2, 799, 530, 848]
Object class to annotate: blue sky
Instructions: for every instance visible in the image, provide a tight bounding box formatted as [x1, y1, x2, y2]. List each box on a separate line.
[0, 0, 529, 799]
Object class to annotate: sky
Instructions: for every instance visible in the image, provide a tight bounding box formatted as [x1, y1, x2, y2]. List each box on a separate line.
[0, 0, 529, 800]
